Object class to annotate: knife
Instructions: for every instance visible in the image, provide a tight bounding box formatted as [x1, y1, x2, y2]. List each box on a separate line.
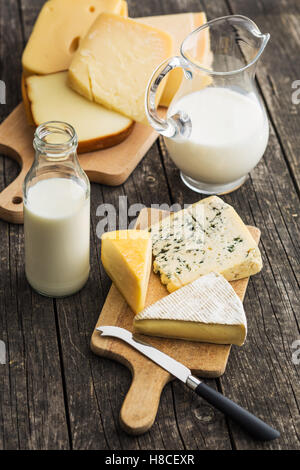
[97, 325, 280, 441]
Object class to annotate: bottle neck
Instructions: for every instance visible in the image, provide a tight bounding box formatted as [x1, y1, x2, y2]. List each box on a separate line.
[33, 121, 78, 162]
[30, 121, 89, 188]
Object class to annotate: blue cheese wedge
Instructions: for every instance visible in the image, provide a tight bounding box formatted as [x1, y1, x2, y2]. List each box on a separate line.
[133, 272, 247, 346]
[149, 196, 262, 293]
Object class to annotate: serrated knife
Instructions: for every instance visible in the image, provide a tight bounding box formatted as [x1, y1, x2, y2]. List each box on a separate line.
[97, 325, 280, 441]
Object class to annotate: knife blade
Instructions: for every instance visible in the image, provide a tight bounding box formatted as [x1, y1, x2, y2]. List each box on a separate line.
[97, 325, 280, 441]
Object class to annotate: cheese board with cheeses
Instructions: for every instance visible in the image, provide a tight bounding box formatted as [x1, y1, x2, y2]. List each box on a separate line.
[91, 201, 262, 435]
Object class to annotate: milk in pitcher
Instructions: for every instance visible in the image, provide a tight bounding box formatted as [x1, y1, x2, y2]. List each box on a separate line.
[165, 87, 269, 185]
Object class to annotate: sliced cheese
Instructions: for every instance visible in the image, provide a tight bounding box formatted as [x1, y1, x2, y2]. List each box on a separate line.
[21, 73, 34, 125]
[137, 12, 212, 107]
[149, 196, 262, 292]
[68, 13, 173, 123]
[101, 230, 152, 314]
[120, 0, 128, 17]
[22, 0, 125, 76]
[26, 72, 134, 153]
[134, 272, 247, 346]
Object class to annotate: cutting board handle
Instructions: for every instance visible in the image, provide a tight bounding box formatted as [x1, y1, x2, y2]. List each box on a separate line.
[119, 362, 171, 435]
[0, 104, 34, 224]
[0, 168, 26, 224]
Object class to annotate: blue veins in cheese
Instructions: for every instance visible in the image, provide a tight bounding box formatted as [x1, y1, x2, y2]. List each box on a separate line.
[149, 196, 262, 293]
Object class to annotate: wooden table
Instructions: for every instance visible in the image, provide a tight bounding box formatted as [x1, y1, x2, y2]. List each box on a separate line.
[0, 0, 299, 451]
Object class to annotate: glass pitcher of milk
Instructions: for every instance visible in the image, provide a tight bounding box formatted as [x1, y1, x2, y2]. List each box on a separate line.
[146, 15, 270, 194]
[23, 121, 90, 297]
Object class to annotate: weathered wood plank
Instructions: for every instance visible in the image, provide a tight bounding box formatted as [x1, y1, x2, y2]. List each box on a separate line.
[0, 0, 69, 450]
[158, 0, 300, 449]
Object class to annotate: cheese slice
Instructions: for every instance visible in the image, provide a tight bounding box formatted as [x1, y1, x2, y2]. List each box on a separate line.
[22, 0, 126, 77]
[68, 13, 173, 123]
[101, 230, 152, 314]
[137, 12, 212, 107]
[120, 0, 128, 17]
[134, 272, 247, 346]
[21, 73, 34, 125]
[149, 196, 262, 293]
[26, 72, 134, 153]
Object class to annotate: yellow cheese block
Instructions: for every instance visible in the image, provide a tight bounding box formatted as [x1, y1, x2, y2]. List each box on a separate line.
[68, 13, 173, 123]
[22, 0, 126, 76]
[137, 12, 212, 107]
[26, 72, 134, 153]
[101, 230, 152, 314]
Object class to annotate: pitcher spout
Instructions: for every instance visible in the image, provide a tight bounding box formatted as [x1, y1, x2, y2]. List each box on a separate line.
[180, 15, 270, 76]
[247, 18, 270, 65]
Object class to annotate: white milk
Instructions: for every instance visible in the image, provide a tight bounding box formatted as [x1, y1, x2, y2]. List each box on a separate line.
[24, 178, 90, 297]
[165, 87, 269, 184]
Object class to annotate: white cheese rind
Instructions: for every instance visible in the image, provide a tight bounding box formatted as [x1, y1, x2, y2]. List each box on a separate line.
[134, 272, 247, 345]
[135, 272, 246, 325]
[149, 196, 262, 292]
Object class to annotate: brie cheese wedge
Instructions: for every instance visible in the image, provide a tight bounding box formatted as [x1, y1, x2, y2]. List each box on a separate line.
[133, 272, 247, 346]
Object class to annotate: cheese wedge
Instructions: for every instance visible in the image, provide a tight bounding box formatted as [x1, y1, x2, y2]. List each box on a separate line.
[22, 0, 126, 77]
[150, 196, 262, 292]
[137, 13, 212, 107]
[101, 230, 152, 314]
[68, 13, 173, 123]
[134, 272, 247, 346]
[25, 72, 134, 153]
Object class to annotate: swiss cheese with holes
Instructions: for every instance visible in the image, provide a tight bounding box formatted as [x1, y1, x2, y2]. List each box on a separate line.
[22, 0, 127, 76]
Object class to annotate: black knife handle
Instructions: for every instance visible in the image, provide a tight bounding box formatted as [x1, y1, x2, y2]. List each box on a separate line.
[188, 377, 280, 441]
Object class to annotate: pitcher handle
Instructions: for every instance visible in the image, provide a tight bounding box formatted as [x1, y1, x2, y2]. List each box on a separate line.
[145, 56, 192, 138]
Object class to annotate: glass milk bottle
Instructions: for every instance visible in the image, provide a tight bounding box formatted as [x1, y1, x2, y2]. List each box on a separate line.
[146, 15, 270, 195]
[23, 121, 90, 297]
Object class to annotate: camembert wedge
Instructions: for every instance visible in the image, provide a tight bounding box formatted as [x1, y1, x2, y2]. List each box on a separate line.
[101, 230, 152, 314]
[133, 272, 247, 346]
[150, 196, 262, 292]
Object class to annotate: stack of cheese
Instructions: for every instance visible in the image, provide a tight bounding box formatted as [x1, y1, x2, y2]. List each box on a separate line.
[21, 0, 211, 152]
[100, 196, 263, 346]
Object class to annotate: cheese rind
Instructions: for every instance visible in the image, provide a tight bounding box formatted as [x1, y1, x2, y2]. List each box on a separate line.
[101, 230, 152, 314]
[149, 196, 262, 292]
[21, 74, 34, 125]
[68, 13, 173, 123]
[134, 272, 247, 346]
[137, 12, 212, 106]
[22, 0, 125, 76]
[26, 72, 134, 153]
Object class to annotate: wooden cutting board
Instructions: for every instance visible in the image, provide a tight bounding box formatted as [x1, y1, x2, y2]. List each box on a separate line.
[0, 104, 157, 224]
[91, 207, 261, 435]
